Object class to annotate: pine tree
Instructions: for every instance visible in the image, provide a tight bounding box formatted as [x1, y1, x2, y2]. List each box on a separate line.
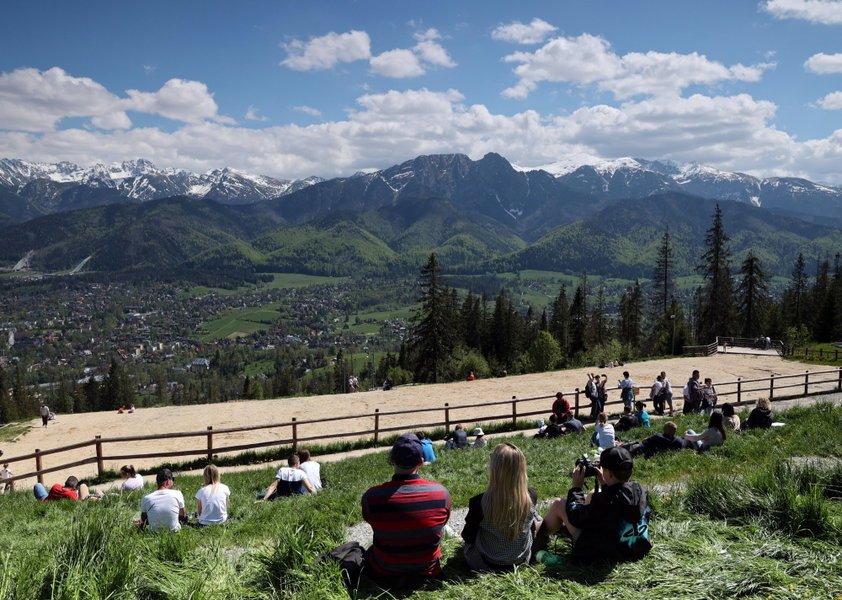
[786, 253, 809, 327]
[619, 281, 644, 352]
[736, 251, 770, 337]
[569, 283, 588, 356]
[408, 253, 457, 383]
[696, 204, 735, 341]
[651, 230, 675, 316]
[588, 286, 610, 346]
[548, 285, 570, 355]
[527, 331, 562, 372]
[0, 365, 10, 423]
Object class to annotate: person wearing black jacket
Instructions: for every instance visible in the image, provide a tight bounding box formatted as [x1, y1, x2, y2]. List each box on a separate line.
[744, 397, 774, 429]
[624, 422, 685, 458]
[539, 447, 651, 562]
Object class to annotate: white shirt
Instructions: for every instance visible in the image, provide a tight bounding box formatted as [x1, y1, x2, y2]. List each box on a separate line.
[195, 483, 230, 525]
[276, 466, 308, 482]
[140, 489, 185, 532]
[121, 474, 144, 491]
[0, 467, 12, 481]
[299, 461, 322, 490]
[595, 423, 615, 448]
[663, 380, 672, 394]
[650, 380, 663, 399]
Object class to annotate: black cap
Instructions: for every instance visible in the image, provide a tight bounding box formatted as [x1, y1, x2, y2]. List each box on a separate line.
[600, 447, 633, 472]
[156, 469, 174, 485]
[390, 433, 423, 469]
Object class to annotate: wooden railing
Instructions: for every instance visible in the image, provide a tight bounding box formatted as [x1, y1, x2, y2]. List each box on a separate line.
[2, 367, 841, 487]
[717, 336, 786, 355]
[683, 341, 718, 356]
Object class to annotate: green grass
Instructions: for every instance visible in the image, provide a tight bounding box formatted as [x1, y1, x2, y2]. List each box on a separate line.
[198, 302, 283, 341]
[0, 422, 29, 443]
[261, 273, 349, 289]
[0, 403, 840, 599]
[787, 342, 842, 366]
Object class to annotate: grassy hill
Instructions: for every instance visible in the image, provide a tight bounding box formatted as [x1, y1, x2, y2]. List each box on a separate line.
[0, 402, 839, 599]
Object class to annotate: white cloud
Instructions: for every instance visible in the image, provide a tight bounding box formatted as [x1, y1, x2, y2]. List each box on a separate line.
[292, 105, 322, 117]
[413, 28, 442, 43]
[143, 64, 156, 75]
[761, 0, 842, 25]
[502, 33, 773, 99]
[491, 18, 558, 44]
[5, 71, 842, 184]
[245, 105, 268, 121]
[805, 52, 842, 73]
[370, 49, 426, 78]
[413, 40, 456, 68]
[125, 79, 232, 124]
[816, 91, 842, 108]
[281, 30, 372, 71]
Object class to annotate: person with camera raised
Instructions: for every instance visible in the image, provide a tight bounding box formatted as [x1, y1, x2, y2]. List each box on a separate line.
[537, 447, 651, 563]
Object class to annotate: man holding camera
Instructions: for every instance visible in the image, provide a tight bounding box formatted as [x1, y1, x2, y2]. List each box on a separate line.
[538, 447, 651, 562]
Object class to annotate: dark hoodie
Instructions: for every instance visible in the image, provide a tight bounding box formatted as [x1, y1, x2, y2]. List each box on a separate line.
[566, 481, 651, 561]
[745, 407, 773, 429]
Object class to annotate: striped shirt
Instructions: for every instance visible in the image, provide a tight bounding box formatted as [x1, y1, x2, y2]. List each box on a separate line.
[361, 473, 451, 577]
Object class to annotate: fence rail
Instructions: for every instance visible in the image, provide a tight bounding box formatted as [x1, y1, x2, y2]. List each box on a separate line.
[2, 367, 840, 487]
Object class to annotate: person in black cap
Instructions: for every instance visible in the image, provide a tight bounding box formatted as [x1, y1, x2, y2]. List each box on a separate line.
[139, 469, 187, 532]
[537, 446, 651, 562]
[360, 433, 452, 586]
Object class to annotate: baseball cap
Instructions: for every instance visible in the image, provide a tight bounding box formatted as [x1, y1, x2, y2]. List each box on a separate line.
[156, 469, 175, 485]
[390, 433, 423, 469]
[600, 447, 633, 472]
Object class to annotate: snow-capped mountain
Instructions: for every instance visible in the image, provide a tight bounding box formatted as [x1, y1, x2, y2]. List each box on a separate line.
[0, 158, 322, 220]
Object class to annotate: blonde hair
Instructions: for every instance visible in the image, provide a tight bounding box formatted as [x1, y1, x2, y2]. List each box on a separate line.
[203, 464, 221, 495]
[481, 443, 532, 541]
[756, 397, 771, 410]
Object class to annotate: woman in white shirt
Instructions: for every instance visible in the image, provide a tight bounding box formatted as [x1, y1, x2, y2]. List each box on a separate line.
[684, 411, 726, 451]
[195, 464, 230, 526]
[119, 465, 144, 491]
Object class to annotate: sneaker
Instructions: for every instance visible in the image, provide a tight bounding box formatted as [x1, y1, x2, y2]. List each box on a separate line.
[535, 550, 562, 566]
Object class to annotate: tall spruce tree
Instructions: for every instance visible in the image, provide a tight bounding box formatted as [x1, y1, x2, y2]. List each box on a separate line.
[408, 253, 456, 383]
[569, 282, 588, 356]
[651, 230, 675, 316]
[696, 204, 735, 341]
[736, 251, 770, 337]
[786, 253, 809, 327]
[548, 285, 570, 355]
[619, 281, 644, 352]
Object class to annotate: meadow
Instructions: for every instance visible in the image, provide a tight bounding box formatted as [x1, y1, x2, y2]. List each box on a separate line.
[0, 402, 840, 599]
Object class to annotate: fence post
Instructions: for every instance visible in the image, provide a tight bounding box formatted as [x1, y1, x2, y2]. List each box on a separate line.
[804, 371, 809, 396]
[819, 348, 823, 359]
[444, 403, 450, 433]
[736, 378, 742, 404]
[291, 417, 298, 450]
[35, 449, 43, 485]
[574, 388, 580, 419]
[511, 396, 517, 427]
[769, 375, 775, 401]
[95, 435, 104, 477]
[206, 426, 213, 462]
[374, 409, 380, 444]
[838, 367, 842, 392]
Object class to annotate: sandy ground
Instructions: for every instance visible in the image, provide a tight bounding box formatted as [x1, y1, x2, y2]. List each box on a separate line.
[2, 353, 839, 487]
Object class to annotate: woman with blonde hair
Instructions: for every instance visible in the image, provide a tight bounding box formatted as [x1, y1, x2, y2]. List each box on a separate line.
[195, 464, 230, 526]
[744, 397, 774, 429]
[461, 443, 541, 570]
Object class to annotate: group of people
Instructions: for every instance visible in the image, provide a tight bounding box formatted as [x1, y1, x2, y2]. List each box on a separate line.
[442, 424, 487, 449]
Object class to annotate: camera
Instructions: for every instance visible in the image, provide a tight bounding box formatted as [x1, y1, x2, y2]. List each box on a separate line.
[574, 454, 601, 477]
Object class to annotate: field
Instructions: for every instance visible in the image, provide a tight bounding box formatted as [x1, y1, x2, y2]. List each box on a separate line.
[788, 342, 842, 367]
[198, 303, 284, 341]
[0, 402, 839, 599]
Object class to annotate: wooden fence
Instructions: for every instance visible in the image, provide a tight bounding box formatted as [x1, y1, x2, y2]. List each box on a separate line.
[2, 367, 841, 487]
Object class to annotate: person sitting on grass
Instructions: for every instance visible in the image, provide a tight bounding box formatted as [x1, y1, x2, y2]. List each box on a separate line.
[592, 413, 616, 448]
[624, 421, 685, 458]
[298, 449, 323, 491]
[34, 475, 91, 501]
[535, 414, 563, 439]
[259, 453, 315, 500]
[119, 464, 144, 492]
[537, 447, 651, 563]
[462, 443, 542, 571]
[361, 433, 452, 588]
[472, 428, 487, 448]
[195, 464, 230, 526]
[684, 411, 726, 451]
[139, 469, 186, 532]
[417, 432, 437, 464]
[615, 405, 641, 433]
[559, 412, 584, 435]
[721, 403, 741, 432]
[634, 401, 651, 428]
[443, 424, 468, 449]
[744, 397, 774, 430]
[552, 392, 571, 421]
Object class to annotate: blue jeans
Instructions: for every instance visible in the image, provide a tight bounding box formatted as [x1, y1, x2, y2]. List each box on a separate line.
[33, 482, 48, 500]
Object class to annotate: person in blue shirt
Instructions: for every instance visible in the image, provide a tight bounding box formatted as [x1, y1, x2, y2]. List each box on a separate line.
[634, 401, 651, 428]
[417, 432, 437, 463]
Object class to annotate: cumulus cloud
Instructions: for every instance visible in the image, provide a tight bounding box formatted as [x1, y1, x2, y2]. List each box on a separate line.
[126, 79, 232, 124]
[805, 52, 842, 73]
[281, 30, 372, 71]
[245, 105, 268, 121]
[370, 49, 426, 78]
[491, 18, 558, 44]
[816, 91, 842, 108]
[761, 0, 842, 25]
[501, 33, 773, 99]
[292, 105, 322, 117]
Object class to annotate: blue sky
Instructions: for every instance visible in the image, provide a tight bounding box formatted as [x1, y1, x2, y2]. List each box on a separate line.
[1, 0, 841, 182]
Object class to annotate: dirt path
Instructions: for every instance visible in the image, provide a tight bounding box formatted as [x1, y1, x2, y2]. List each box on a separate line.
[2, 354, 838, 487]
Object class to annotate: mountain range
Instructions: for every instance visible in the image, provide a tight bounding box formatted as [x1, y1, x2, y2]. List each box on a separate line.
[1, 153, 841, 280]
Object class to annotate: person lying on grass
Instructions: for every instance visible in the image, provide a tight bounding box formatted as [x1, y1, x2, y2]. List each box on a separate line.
[258, 453, 315, 500]
[622, 421, 685, 458]
[536, 447, 652, 563]
[684, 410, 726, 451]
[33, 475, 92, 501]
[462, 443, 542, 571]
[195, 464, 230, 526]
[138, 469, 187, 532]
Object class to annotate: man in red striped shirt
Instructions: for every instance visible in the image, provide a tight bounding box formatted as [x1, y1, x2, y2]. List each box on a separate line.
[362, 433, 451, 587]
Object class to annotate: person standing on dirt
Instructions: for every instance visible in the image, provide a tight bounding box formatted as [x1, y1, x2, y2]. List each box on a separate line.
[685, 370, 704, 414]
[39, 403, 50, 428]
